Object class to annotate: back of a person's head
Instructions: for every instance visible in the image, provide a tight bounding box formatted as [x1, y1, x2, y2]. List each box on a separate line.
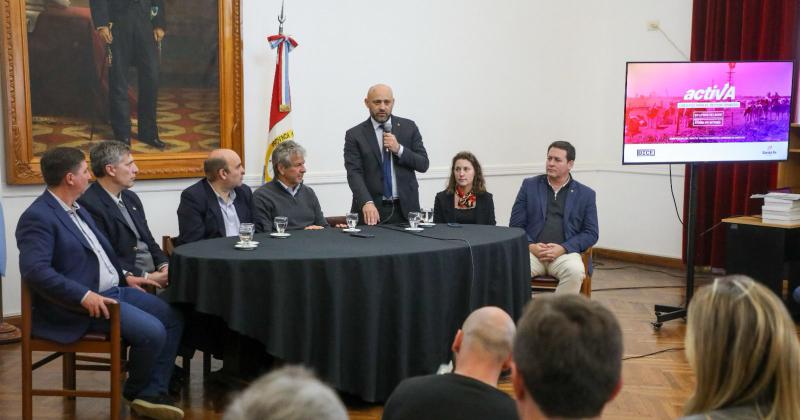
[460, 306, 516, 365]
[684, 275, 800, 419]
[223, 366, 348, 420]
[513, 294, 622, 418]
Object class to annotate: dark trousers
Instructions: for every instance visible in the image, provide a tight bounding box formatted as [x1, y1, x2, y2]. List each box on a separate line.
[378, 200, 407, 225]
[108, 6, 159, 142]
[89, 286, 183, 398]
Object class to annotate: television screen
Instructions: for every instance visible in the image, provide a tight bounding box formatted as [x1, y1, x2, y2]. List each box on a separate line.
[622, 61, 795, 164]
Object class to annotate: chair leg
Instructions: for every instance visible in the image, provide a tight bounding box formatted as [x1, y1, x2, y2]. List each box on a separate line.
[22, 344, 32, 420]
[182, 354, 191, 378]
[203, 352, 212, 377]
[63, 352, 77, 400]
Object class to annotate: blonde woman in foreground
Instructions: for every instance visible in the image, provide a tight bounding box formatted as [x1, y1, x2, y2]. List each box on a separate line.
[680, 275, 800, 420]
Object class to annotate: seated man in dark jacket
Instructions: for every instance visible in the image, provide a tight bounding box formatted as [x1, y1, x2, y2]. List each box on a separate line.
[79, 141, 169, 287]
[510, 141, 598, 294]
[175, 149, 253, 245]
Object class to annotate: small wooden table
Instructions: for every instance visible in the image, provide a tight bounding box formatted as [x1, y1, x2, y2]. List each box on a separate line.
[722, 216, 800, 315]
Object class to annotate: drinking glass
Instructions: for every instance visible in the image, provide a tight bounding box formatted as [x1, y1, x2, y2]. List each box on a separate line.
[421, 208, 433, 224]
[346, 212, 359, 229]
[274, 216, 288, 234]
[408, 212, 421, 229]
[238, 223, 254, 245]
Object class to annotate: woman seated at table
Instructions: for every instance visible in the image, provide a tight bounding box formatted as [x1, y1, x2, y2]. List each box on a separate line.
[433, 151, 496, 225]
[680, 275, 800, 420]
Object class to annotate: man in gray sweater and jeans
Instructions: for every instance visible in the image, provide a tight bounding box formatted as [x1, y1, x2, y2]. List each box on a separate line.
[253, 140, 329, 232]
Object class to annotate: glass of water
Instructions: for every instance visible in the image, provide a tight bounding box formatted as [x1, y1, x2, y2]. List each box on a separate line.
[238, 223, 254, 244]
[408, 212, 421, 229]
[346, 212, 359, 230]
[274, 216, 288, 234]
[421, 208, 433, 224]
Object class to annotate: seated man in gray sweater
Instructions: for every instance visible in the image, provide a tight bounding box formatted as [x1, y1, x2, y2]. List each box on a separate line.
[253, 140, 329, 232]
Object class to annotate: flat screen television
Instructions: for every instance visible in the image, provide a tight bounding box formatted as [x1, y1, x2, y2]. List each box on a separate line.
[622, 61, 795, 164]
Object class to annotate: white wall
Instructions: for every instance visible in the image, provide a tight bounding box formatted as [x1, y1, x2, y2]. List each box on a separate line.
[1, 0, 692, 316]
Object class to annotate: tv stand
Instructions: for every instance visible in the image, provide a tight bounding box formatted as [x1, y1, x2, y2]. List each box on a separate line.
[652, 162, 698, 330]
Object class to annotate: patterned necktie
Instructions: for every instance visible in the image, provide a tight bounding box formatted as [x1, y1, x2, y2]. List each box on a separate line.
[380, 124, 393, 198]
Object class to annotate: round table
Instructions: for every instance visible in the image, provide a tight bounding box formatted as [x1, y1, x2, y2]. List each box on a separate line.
[164, 224, 530, 402]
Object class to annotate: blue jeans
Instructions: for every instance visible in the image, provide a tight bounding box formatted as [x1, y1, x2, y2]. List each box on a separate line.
[89, 287, 183, 398]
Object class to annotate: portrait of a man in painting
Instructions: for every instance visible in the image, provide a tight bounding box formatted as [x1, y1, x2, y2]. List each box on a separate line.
[25, 0, 221, 155]
[2, 0, 240, 183]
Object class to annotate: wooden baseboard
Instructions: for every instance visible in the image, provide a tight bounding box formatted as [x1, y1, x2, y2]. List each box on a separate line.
[594, 248, 685, 270]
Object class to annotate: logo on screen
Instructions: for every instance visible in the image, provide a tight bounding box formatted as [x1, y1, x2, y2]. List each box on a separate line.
[762, 145, 776, 155]
[637, 149, 656, 156]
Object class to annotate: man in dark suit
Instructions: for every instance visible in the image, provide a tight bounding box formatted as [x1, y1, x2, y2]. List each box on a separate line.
[175, 148, 253, 245]
[510, 141, 598, 294]
[79, 141, 169, 287]
[16, 147, 183, 419]
[90, 0, 167, 149]
[344, 84, 429, 225]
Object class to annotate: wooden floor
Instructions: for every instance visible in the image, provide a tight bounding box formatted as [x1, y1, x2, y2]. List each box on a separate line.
[0, 257, 795, 419]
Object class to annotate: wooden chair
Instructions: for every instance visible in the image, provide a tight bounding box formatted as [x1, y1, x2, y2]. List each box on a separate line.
[21, 282, 122, 420]
[163, 235, 212, 377]
[531, 247, 593, 297]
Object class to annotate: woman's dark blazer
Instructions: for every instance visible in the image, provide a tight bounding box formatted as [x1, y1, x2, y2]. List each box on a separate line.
[433, 190, 496, 225]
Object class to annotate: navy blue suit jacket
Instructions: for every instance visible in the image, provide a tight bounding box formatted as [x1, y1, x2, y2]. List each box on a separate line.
[509, 175, 599, 254]
[78, 182, 168, 276]
[344, 116, 429, 217]
[16, 191, 124, 344]
[175, 179, 253, 246]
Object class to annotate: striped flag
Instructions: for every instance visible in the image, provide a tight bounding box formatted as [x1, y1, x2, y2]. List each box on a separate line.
[263, 34, 298, 182]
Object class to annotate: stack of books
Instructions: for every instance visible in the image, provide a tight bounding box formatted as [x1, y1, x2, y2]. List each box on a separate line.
[761, 192, 800, 225]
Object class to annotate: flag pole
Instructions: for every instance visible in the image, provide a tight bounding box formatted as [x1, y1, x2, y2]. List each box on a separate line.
[263, 1, 298, 183]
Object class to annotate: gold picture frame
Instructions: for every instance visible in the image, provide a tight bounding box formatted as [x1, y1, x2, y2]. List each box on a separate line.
[0, 0, 242, 184]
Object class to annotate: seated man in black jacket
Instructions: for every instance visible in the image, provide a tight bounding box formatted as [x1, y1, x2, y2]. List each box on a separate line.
[175, 148, 253, 245]
[79, 141, 168, 288]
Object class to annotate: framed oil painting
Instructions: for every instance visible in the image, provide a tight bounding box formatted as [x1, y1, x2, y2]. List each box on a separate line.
[1, 0, 242, 184]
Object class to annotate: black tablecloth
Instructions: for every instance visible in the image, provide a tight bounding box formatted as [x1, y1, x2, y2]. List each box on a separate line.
[164, 224, 530, 402]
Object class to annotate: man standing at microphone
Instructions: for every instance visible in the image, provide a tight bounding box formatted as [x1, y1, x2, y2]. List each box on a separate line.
[344, 84, 429, 225]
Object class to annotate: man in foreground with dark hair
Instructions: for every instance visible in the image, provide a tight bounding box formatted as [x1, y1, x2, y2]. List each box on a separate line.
[382, 306, 518, 420]
[175, 148, 253, 245]
[510, 141, 598, 294]
[16, 147, 183, 419]
[511, 294, 622, 419]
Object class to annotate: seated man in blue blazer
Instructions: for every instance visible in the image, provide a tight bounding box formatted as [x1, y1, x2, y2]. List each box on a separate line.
[175, 149, 253, 245]
[16, 147, 184, 419]
[79, 141, 169, 287]
[510, 141, 598, 294]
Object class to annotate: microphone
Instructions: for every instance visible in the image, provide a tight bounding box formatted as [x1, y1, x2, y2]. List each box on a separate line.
[382, 120, 392, 152]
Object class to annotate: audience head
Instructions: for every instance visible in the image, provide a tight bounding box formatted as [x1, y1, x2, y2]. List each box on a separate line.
[204, 149, 245, 191]
[453, 306, 515, 369]
[364, 84, 394, 123]
[224, 365, 348, 420]
[512, 294, 622, 419]
[272, 140, 307, 187]
[684, 275, 800, 418]
[90, 141, 138, 190]
[40, 147, 90, 192]
[545, 141, 575, 183]
[446, 151, 486, 195]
